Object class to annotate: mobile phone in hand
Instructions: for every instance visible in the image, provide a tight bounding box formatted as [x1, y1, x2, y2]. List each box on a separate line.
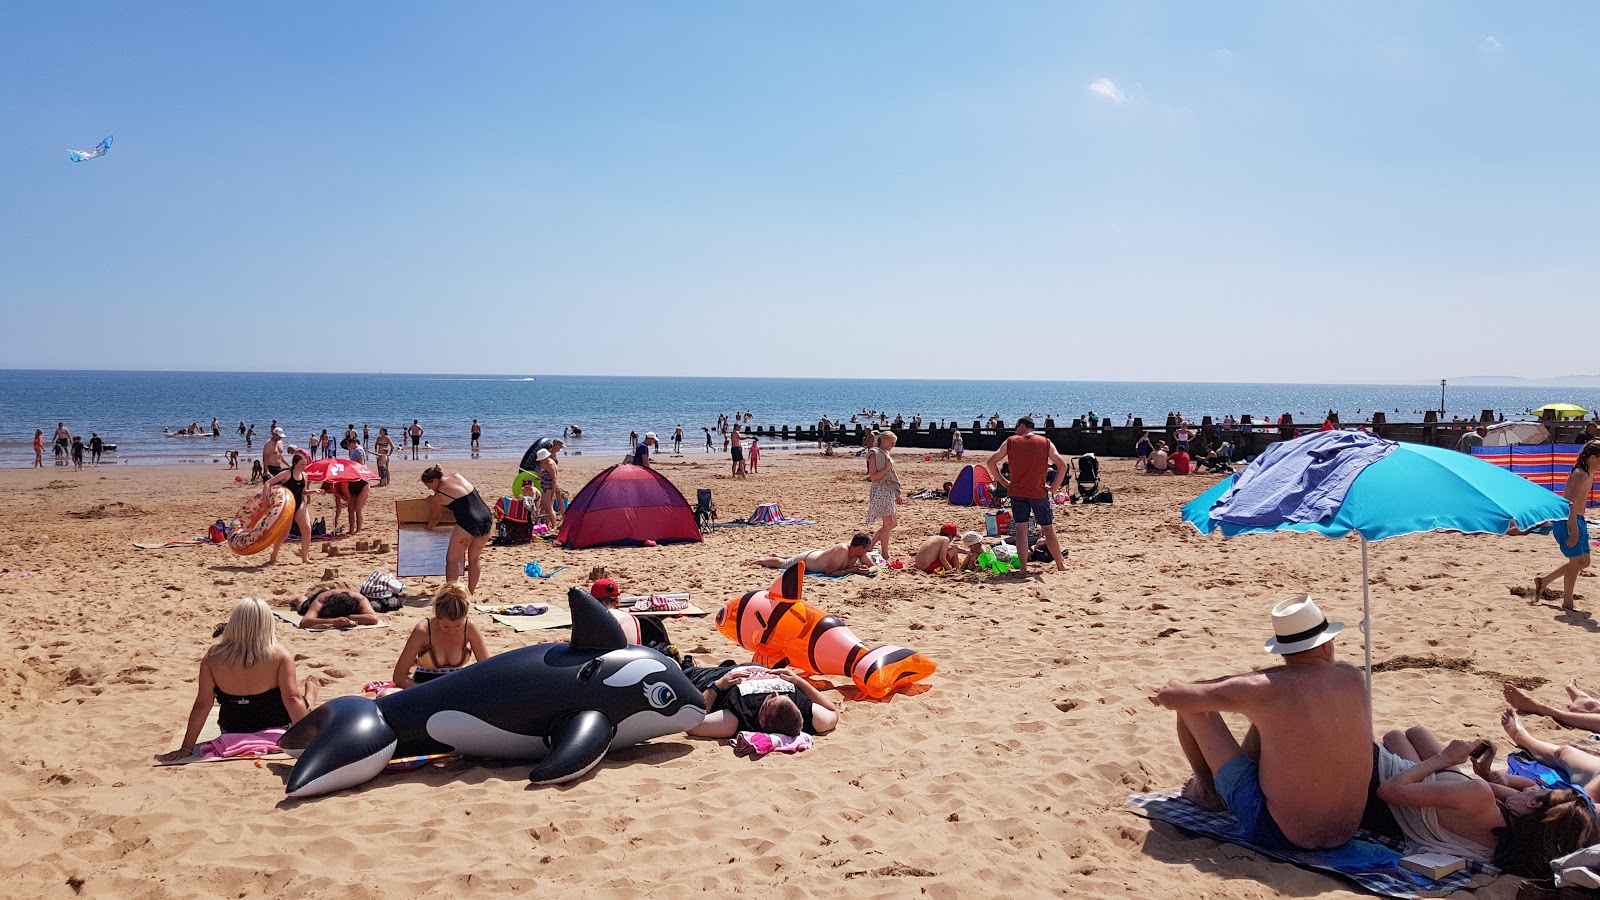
[1469, 741, 1491, 761]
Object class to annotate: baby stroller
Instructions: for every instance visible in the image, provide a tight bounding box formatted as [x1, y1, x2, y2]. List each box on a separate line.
[693, 489, 717, 531]
[1075, 453, 1100, 497]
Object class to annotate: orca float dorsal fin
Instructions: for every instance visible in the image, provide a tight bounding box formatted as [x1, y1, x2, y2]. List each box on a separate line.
[568, 587, 628, 651]
[769, 561, 805, 602]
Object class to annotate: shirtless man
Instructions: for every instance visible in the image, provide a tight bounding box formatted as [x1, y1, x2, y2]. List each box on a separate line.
[912, 524, 983, 574]
[1152, 595, 1374, 852]
[262, 427, 289, 477]
[756, 533, 874, 576]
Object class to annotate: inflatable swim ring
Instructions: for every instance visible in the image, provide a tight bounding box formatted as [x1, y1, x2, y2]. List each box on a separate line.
[716, 564, 936, 699]
[228, 486, 296, 556]
[511, 470, 541, 500]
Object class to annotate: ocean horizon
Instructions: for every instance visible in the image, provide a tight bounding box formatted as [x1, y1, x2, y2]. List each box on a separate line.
[3, 369, 1594, 469]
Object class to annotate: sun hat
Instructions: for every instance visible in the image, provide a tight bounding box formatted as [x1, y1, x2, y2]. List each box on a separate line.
[1264, 595, 1343, 655]
[535, 449, 551, 461]
[590, 578, 620, 600]
[939, 523, 958, 537]
[645, 432, 656, 440]
[960, 530, 984, 546]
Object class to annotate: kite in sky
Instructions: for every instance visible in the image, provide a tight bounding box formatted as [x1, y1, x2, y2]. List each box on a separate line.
[68, 135, 113, 162]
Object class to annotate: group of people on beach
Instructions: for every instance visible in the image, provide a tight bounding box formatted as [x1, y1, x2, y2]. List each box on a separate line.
[1154, 594, 1600, 876]
[33, 423, 106, 469]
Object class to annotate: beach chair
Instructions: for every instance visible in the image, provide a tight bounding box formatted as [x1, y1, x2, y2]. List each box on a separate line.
[493, 496, 534, 546]
[693, 489, 717, 531]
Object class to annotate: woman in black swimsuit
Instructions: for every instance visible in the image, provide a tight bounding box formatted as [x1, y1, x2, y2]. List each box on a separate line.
[422, 465, 494, 593]
[263, 452, 313, 565]
[155, 598, 319, 763]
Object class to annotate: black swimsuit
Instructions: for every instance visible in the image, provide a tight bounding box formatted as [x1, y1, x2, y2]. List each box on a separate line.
[443, 487, 493, 537]
[283, 475, 306, 508]
[215, 686, 292, 733]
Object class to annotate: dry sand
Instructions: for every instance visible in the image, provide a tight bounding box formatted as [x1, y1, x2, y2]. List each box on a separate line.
[0, 448, 1586, 898]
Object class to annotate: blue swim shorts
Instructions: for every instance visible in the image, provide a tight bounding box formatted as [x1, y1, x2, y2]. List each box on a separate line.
[1553, 517, 1592, 559]
[1010, 495, 1053, 527]
[1214, 754, 1301, 853]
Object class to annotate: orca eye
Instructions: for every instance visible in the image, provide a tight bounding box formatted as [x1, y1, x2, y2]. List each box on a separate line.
[578, 659, 601, 682]
[644, 683, 676, 709]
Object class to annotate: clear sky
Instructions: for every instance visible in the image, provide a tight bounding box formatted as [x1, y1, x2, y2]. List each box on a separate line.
[3, 3, 1594, 382]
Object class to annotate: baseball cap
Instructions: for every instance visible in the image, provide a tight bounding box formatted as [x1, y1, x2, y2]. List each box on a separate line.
[939, 523, 958, 537]
[590, 578, 620, 600]
[271, 427, 284, 437]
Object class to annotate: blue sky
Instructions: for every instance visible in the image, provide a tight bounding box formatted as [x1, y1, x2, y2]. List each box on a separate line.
[3, 3, 1594, 382]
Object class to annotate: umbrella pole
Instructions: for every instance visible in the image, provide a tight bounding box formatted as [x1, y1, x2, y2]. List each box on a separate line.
[1362, 538, 1373, 730]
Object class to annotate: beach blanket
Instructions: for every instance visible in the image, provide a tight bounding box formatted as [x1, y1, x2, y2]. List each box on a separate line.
[273, 610, 389, 631]
[396, 524, 451, 577]
[711, 517, 818, 529]
[154, 708, 290, 766]
[1127, 790, 1491, 898]
[134, 537, 217, 550]
[475, 603, 575, 632]
[805, 570, 873, 581]
[622, 594, 707, 616]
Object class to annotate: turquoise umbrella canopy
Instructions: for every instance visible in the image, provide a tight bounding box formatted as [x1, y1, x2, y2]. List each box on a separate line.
[1181, 432, 1571, 718]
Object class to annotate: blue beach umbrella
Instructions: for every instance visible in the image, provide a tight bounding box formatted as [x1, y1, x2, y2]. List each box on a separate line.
[1182, 431, 1570, 714]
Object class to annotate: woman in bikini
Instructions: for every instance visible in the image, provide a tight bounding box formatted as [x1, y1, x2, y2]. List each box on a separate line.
[390, 584, 489, 689]
[422, 465, 494, 593]
[1534, 441, 1600, 610]
[155, 598, 319, 762]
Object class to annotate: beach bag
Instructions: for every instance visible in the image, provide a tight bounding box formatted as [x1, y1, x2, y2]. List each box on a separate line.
[361, 570, 405, 602]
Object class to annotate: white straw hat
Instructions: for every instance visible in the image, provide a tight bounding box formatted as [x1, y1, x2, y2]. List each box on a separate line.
[1264, 595, 1343, 655]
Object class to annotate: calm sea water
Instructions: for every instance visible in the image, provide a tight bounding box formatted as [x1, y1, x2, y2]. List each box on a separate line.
[0, 370, 1587, 468]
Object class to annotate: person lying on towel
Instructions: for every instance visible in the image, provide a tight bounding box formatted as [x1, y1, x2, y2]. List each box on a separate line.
[683, 663, 838, 740]
[298, 583, 382, 629]
[754, 533, 875, 576]
[1151, 595, 1377, 852]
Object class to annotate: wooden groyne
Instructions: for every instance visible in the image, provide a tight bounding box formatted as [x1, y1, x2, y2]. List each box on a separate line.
[746, 411, 1596, 458]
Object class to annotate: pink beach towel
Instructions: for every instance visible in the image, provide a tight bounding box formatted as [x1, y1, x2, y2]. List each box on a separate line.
[196, 728, 286, 760]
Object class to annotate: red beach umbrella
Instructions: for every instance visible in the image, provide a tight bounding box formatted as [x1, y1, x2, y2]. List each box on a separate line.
[303, 458, 379, 483]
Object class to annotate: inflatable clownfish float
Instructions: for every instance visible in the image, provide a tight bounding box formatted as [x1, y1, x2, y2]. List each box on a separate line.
[716, 563, 935, 699]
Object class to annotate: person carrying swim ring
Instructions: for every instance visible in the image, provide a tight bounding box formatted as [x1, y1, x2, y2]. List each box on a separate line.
[262, 451, 312, 565]
[422, 465, 493, 593]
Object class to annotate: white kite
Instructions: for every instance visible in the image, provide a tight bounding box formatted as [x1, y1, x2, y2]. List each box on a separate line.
[68, 135, 113, 162]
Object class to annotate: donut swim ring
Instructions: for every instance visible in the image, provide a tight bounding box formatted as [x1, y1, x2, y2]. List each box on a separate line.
[716, 563, 936, 699]
[228, 486, 296, 556]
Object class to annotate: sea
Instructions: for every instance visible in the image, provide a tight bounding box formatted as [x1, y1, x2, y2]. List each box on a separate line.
[0, 370, 1589, 469]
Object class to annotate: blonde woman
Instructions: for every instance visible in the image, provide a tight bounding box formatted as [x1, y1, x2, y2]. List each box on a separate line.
[390, 584, 490, 689]
[155, 598, 318, 762]
[864, 430, 902, 561]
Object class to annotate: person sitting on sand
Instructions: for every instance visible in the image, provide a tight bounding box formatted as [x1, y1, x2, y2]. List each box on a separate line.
[589, 577, 674, 654]
[1377, 723, 1598, 873]
[389, 584, 489, 689]
[755, 533, 876, 576]
[1151, 595, 1375, 852]
[683, 664, 839, 739]
[298, 583, 382, 629]
[155, 598, 319, 762]
[1503, 681, 1600, 736]
[912, 524, 983, 574]
[1146, 441, 1171, 474]
[1534, 441, 1600, 611]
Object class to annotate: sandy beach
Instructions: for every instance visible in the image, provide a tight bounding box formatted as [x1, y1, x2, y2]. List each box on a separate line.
[0, 448, 1583, 898]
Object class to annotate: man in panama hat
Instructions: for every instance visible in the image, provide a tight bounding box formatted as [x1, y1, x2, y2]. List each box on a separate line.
[1152, 595, 1377, 851]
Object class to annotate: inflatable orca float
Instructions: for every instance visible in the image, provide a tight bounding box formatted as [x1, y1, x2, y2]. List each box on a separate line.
[279, 588, 705, 798]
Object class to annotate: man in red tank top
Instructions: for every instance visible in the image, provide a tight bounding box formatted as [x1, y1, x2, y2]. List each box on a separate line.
[985, 417, 1068, 572]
